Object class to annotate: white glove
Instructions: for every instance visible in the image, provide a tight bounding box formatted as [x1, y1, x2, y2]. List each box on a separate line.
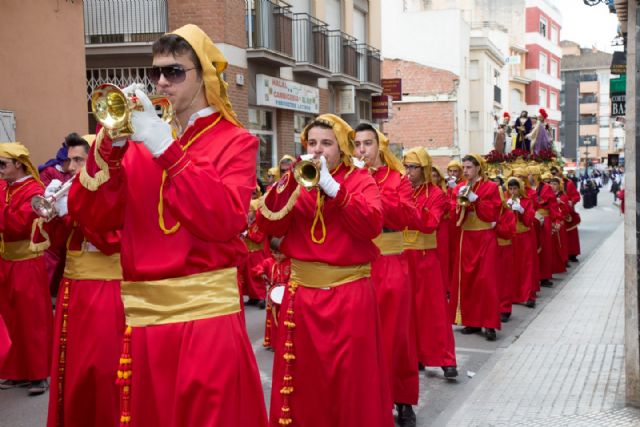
[318, 155, 340, 198]
[351, 157, 365, 168]
[458, 185, 469, 195]
[506, 198, 515, 207]
[54, 192, 68, 218]
[121, 82, 146, 97]
[130, 89, 174, 157]
[300, 154, 314, 161]
[512, 203, 525, 214]
[468, 191, 478, 202]
[490, 222, 496, 228]
[45, 179, 63, 198]
[447, 178, 457, 189]
[535, 212, 545, 224]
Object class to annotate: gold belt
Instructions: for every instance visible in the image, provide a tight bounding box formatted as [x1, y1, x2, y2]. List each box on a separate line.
[0, 240, 40, 261]
[402, 229, 437, 250]
[516, 221, 530, 233]
[64, 251, 122, 281]
[121, 267, 240, 327]
[462, 212, 493, 231]
[373, 231, 404, 255]
[290, 259, 370, 288]
[497, 238, 512, 246]
[245, 239, 264, 252]
[536, 208, 550, 217]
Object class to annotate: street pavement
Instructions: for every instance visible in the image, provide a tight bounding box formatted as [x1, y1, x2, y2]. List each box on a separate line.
[0, 191, 627, 426]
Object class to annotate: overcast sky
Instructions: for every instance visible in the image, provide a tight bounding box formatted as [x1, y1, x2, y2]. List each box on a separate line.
[557, 0, 620, 52]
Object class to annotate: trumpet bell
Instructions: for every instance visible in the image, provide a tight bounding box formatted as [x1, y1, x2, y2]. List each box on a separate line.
[293, 160, 320, 190]
[457, 185, 472, 207]
[31, 196, 56, 220]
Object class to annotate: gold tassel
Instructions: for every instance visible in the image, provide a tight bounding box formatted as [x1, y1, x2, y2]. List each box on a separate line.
[79, 128, 111, 192]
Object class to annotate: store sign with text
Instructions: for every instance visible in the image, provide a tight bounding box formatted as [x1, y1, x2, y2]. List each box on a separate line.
[256, 74, 319, 114]
[372, 95, 392, 120]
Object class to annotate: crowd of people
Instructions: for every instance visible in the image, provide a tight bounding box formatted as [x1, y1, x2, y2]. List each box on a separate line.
[0, 24, 587, 427]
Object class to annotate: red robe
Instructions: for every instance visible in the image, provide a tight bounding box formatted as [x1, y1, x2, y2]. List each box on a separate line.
[240, 220, 269, 300]
[405, 182, 457, 367]
[446, 183, 462, 285]
[69, 113, 268, 427]
[252, 256, 291, 349]
[371, 166, 419, 405]
[495, 205, 516, 315]
[533, 183, 561, 281]
[45, 213, 124, 427]
[511, 197, 540, 303]
[564, 178, 581, 257]
[0, 177, 53, 380]
[552, 193, 570, 274]
[450, 179, 501, 330]
[257, 164, 393, 427]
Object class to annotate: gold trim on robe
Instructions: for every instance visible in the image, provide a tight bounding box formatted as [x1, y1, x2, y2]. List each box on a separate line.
[373, 231, 404, 255]
[64, 252, 122, 281]
[290, 259, 371, 288]
[0, 240, 42, 261]
[461, 212, 494, 231]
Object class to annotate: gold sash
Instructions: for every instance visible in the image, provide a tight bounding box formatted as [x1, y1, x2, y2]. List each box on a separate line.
[64, 252, 122, 281]
[0, 240, 41, 261]
[497, 238, 512, 246]
[536, 208, 550, 217]
[245, 238, 264, 252]
[462, 212, 493, 231]
[516, 221, 530, 233]
[290, 259, 370, 288]
[121, 267, 240, 327]
[402, 230, 437, 250]
[373, 232, 404, 255]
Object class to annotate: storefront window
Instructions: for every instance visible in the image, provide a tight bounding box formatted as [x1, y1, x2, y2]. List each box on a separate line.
[294, 113, 314, 157]
[249, 108, 276, 182]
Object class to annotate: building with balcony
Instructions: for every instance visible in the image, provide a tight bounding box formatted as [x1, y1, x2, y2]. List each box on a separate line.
[83, 0, 382, 180]
[560, 40, 616, 166]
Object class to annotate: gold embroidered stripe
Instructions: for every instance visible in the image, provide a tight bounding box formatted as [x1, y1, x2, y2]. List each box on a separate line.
[290, 259, 370, 288]
[373, 232, 404, 255]
[0, 240, 41, 261]
[64, 252, 122, 281]
[402, 230, 437, 250]
[121, 267, 240, 327]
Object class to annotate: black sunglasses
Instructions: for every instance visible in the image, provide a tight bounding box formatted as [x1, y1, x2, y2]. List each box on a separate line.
[149, 65, 198, 84]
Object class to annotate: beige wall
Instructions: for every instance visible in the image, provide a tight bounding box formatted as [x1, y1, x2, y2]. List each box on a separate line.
[0, 1, 87, 165]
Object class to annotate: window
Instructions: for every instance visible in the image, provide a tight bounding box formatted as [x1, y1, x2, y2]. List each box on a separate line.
[539, 87, 547, 107]
[539, 52, 548, 74]
[551, 25, 558, 44]
[325, 0, 342, 30]
[248, 108, 276, 180]
[550, 91, 557, 110]
[353, 8, 367, 43]
[539, 16, 547, 38]
[469, 60, 479, 80]
[550, 59, 558, 78]
[294, 114, 313, 157]
[359, 99, 372, 121]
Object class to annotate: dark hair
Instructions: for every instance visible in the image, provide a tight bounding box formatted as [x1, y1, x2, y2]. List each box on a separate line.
[507, 178, 521, 188]
[461, 155, 480, 166]
[550, 166, 560, 173]
[303, 120, 333, 140]
[270, 237, 283, 252]
[353, 123, 379, 142]
[65, 132, 90, 154]
[152, 34, 202, 77]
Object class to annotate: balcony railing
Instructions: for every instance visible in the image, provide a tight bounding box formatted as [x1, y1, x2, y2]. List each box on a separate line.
[247, 0, 293, 58]
[84, 0, 168, 44]
[580, 95, 598, 103]
[357, 44, 381, 86]
[494, 85, 501, 104]
[291, 13, 329, 70]
[579, 116, 597, 125]
[327, 31, 358, 80]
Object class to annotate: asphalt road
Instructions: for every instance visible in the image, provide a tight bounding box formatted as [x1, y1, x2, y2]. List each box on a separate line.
[0, 190, 623, 427]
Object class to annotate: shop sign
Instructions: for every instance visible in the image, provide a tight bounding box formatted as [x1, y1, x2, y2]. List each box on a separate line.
[372, 95, 392, 120]
[381, 78, 402, 101]
[256, 74, 319, 114]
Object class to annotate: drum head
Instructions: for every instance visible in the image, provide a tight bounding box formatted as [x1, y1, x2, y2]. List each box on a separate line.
[269, 286, 285, 305]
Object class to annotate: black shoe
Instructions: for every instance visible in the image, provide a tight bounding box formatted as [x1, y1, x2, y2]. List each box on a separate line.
[257, 299, 266, 310]
[500, 312, 511, 323]
[442, 366, 458, 378]
[0, 379, 29, 390]
[245, 298, 260, 306]
[485, 328, 497, 341]
[27, 380, 47, 395]
[525, 300, 536, 308]
[540, 279, 553, 288]
[396, 403, 417, 427]
[569, 256, 579, 263]
[460, 326, 482, 335]
[418, 362, 425, 371]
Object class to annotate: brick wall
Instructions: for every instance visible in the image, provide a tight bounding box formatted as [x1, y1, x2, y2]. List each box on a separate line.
[276, 109, 295, 158]
[225, 64, 249, 126]
[168, 0, 246, 48]
[382, 59, 458, 96]
[320, 88, 329, 114]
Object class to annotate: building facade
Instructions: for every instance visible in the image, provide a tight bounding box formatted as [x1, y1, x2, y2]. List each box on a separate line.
[84, 0, 382, 180]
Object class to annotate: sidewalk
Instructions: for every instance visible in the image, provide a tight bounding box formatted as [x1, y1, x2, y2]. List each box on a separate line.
[444, 223, 640, 426]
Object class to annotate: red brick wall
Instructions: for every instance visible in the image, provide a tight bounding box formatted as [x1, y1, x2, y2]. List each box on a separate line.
[168, 0, 246, 48]
[320, 88, 329, 114]
[276, 109, 295, 158]
[225, 64, 249, 126]
[382, 59, 458, 96]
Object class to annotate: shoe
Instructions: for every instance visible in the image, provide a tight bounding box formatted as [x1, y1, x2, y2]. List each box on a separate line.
[418, 362, 425, 371]
[442, 366, 458, 378]
[0, 379, 29, 390]
[460, 326, 482, 335]
[257, 299, 266, 310]
[396, 403, 417, 427]
[569, 256, 579, 263]
[485, 328, 497, 341]
[27, 380, 47, 395]
[500, 312, 511, 323]
[540, 279, 553, 287]
[245, 298, 260, 306]
[525, 300, 536, 308]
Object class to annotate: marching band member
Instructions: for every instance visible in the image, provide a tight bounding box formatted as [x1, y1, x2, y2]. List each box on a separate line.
[546, 175, 570, 275]
[353, 123, 419, 426]
[257, 114, 392, 427]
[451, 155, 501, 341]
[494, 179, 516, 323]
[403, 147, 458, 378]
[69, 24, 267, 426]
[432, 166, 451, 289]
[44, 135, 125, 427]
[0, 143, 52, 395]
[446, 160, 464, 284]
[550, 166, 581, 262]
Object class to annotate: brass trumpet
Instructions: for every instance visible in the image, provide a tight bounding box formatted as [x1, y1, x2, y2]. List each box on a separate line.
[91, 83, 174, 139]
[457, 185, 472, 207]
[293, 159, 320, 190]
[31, 180, 73, 220]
